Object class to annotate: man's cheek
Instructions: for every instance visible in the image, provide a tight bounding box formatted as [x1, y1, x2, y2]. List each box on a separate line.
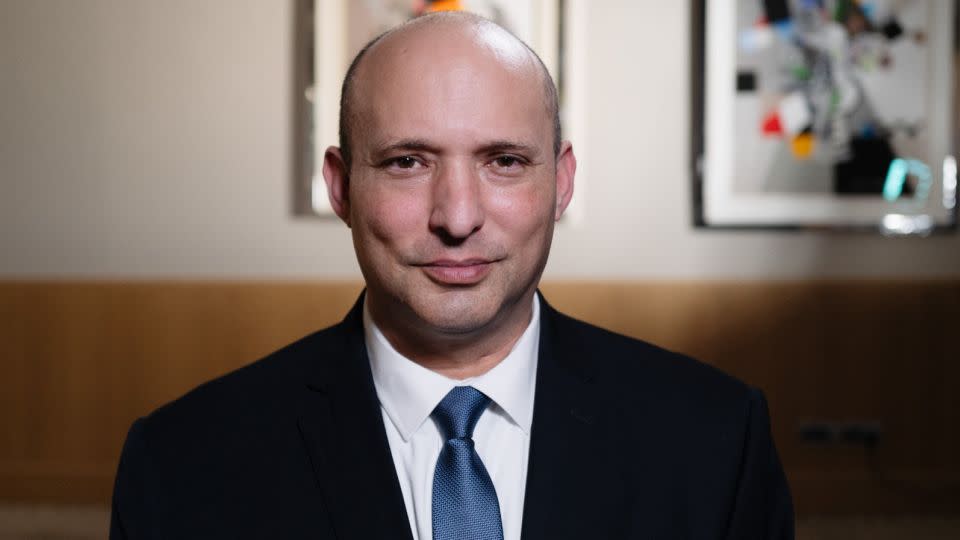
[488, 188, 552, 230]
[363, 192, 427, 245]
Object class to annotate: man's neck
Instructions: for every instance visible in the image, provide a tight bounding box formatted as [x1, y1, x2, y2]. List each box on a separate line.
[367, 294, 536, 380]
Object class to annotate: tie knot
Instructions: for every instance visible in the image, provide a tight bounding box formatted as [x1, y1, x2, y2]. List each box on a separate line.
[432, 386, 491, 440]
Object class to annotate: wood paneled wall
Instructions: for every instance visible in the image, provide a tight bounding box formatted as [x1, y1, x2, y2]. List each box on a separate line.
[1, 280, 958, 515]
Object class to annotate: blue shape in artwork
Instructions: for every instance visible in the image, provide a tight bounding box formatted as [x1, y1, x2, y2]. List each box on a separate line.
[883, 159, 909, 201]
[884, 158, 932, 202]
[772, 20, 794, 42]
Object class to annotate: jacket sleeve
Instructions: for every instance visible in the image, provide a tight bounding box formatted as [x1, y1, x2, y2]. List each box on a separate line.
[110, 417, 153, 540]
[723, 389, 795, 540]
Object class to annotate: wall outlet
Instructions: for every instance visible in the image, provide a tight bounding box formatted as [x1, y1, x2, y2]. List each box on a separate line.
[838, 422, 883, 448]
[799, 421, 882, 448]
[799, 422, 837, 444]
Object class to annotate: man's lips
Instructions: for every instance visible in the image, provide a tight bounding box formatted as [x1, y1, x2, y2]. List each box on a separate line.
[415, 258, 496, 285]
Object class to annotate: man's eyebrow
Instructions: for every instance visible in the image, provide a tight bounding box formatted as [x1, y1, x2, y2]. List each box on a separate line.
[478, 140, 542, 157]
[369, 139, 543, 159]
[371, 139, 441, 156]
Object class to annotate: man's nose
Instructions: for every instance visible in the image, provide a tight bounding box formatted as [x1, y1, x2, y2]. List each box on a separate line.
[428, 161, 485, 242]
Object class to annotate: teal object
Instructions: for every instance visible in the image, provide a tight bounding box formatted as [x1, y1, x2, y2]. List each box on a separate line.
[883, 158, 932, 202]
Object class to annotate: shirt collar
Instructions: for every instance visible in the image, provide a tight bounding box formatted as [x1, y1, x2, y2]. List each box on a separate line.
[364, 296, 540, 442]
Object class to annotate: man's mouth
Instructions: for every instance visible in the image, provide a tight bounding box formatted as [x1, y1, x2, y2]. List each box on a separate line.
[416, 258, 495, 285]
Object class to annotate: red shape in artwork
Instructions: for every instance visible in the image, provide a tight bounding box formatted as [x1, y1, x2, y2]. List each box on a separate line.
[761, 111, 783, 136]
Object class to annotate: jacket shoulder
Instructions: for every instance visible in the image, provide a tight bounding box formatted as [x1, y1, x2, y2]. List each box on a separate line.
[112, 322, 352, 537]
[551, 310, 749, 386]
[141, 321, 346, 438]
[549, 310, 770, 496]
[550, 310, 755, 412]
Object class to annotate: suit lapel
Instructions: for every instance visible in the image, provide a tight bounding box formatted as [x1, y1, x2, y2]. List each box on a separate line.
[520, 295, 626, 540]
[297, 297, 413, 540]
[295, 293, 625, 539]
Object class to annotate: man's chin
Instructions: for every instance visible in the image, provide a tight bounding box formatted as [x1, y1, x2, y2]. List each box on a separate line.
[412, 301, 500, 336]
[407, 284, 535, 339]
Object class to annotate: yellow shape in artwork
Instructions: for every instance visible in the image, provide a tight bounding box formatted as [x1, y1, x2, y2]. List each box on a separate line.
[790, 133, 815, 159]
[427, 1, 465, 13]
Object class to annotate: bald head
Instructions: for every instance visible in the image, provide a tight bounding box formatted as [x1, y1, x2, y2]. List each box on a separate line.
[337, 11, 561, 170]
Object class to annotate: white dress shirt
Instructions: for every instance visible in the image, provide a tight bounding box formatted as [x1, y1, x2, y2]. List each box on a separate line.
[364, 296, 540, 540]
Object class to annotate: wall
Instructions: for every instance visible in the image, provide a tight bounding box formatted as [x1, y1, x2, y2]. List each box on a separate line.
[2, 0, 958, 279]
[2, 280, 959, 515]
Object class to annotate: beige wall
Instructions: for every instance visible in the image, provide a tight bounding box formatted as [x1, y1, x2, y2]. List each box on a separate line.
[2, 0, 959, 279]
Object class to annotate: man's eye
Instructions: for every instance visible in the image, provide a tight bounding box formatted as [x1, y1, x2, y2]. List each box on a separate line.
[493, 156, 523, 169]
[392, 156, 419, 169]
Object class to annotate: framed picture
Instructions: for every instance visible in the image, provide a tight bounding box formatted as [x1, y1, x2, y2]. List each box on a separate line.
[692, 0, 959, 234]
[294, 0, 584, 218]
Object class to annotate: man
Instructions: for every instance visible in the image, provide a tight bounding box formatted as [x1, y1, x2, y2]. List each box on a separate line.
[111, 12, 794, 539]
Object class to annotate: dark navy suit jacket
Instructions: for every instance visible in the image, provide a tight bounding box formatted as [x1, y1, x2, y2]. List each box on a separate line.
[111, 294, 794, 539]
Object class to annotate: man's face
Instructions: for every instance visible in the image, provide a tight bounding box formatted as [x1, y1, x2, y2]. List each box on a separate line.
[325, 24, 574, 338]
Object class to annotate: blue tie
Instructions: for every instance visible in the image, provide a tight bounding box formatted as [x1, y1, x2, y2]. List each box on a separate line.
[431, 386, 504, 540]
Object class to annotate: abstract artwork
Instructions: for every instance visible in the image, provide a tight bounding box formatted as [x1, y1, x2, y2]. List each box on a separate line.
[693, 0, 958, 233]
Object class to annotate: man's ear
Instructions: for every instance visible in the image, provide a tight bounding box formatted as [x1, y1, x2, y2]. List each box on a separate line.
[554, 140, 576, 221]
[322, 146, 351, 226]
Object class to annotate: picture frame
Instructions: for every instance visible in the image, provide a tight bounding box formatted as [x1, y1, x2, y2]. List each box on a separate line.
[691, 0, 959, 234]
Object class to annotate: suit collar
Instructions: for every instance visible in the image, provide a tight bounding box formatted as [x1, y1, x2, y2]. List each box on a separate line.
[297, 294, 414, 540]
[296, 292, 618, 540]
[520, 294, 619, 540]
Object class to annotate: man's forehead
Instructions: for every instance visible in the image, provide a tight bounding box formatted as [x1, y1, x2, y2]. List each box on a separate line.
[338, 12, 559, 163]
[357, 67, 549, 156]
[352, 15, 542, 102]
[364, 14, 536, 71]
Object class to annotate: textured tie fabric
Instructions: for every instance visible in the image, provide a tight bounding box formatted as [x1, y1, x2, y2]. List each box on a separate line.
[431, 386, 504, 540]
